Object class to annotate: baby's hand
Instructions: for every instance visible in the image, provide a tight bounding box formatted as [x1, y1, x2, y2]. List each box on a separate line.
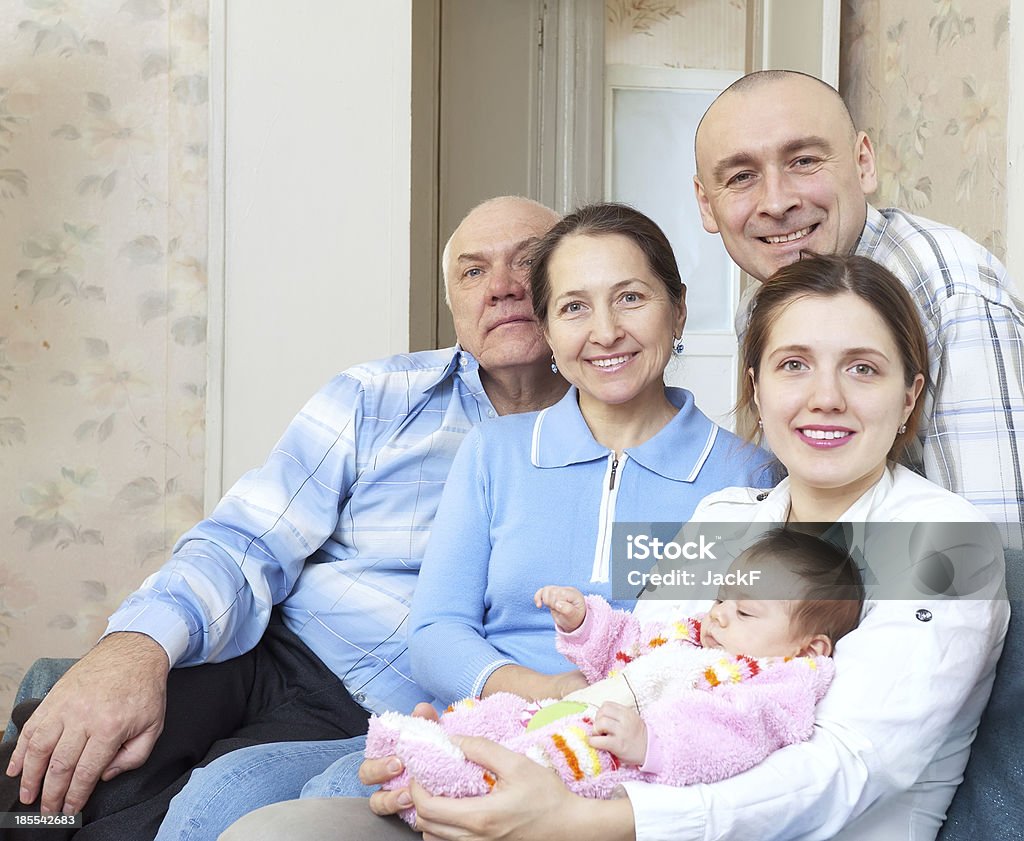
[534, 585, 587, 633]
[588, 702, 648, 767]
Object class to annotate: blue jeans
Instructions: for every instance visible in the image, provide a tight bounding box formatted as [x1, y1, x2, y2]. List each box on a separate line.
[155, 736, 372, 841]
[301, 747, 374, 798]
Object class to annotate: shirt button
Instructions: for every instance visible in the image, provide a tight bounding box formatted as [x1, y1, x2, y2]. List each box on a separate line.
[459, 355, 467, 367]
[353, 692, 366, 703]
[486, 409, 496, 418]
[915, 609, 933, 622]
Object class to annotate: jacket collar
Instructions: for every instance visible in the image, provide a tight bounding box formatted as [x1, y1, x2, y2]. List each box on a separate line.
[530, 386, 719, 483]
[754, 464, 897, 521]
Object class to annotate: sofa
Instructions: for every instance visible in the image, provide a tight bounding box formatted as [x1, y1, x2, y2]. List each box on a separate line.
[937, 547, 1022, 839]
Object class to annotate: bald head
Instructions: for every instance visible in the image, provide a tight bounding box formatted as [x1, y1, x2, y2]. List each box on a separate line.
[695, 71, 857, 180]
[442, 196, 559, 304]
[691, 70, 877, 283]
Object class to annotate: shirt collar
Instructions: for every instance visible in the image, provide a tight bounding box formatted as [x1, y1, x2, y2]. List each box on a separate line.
[854, 203, 884, 255]
[753, 463, 897, 521]
[839, 463, 897, 520]
[530, 387, 720, 483]
[530, 386, 607, 467]
[419, 345, 478, 394]
[746, 476, 794, 521]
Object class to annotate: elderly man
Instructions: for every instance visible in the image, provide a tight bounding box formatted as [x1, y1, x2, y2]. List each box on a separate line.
[1, 196, 567, 839]
[693, 69, 1024, 548]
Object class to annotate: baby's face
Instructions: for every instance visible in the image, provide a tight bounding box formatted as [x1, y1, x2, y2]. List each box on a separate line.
[701, 562, 811, 658]
[701, 596, 806, 658]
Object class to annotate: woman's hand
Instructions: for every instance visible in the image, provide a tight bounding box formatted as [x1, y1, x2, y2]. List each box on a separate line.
[411, 736, 636, 841]
[588, 702, 648, 767]
[534, 585, 587, 632]
[363, 703, 438, 817]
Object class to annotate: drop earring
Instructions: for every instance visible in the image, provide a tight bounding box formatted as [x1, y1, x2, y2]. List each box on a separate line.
[671, 336, 685, 355]
[550, 355, 559, 374]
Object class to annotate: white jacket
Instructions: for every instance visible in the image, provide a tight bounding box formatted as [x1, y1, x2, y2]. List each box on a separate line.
[623, 465, 1010, 841]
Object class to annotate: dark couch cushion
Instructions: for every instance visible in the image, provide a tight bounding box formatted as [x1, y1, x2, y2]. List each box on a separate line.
[939, 549, 1023, 839]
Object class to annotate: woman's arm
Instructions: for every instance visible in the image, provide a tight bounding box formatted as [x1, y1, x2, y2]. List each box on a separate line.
[480, 664, 588, 700]
[408, 429, 512, 704]
[408, 430, 584, 704]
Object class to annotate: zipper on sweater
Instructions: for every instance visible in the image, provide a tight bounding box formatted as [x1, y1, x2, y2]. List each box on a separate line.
[592, 452, 626, 583]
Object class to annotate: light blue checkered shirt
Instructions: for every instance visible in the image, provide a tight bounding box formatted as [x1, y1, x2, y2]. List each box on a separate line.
[105, 347, 495, 714]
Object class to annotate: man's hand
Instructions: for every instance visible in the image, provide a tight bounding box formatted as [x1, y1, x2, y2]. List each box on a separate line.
[364, 703, 438, 818]
[6, 632, 170, 815]
[588, 702, 647, 766]
[533, 586, 587, 633]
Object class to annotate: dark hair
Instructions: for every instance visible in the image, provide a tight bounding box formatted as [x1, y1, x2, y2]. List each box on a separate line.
[740, 252, 929, 461]
[738, 527, 865, 647]
[528, 203, 686, 323]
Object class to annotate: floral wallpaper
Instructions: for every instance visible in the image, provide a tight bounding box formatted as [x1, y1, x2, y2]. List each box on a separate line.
[0, 0, 209, 719]
[605, 0, 746, 70]
[841, 1, 1009, 259]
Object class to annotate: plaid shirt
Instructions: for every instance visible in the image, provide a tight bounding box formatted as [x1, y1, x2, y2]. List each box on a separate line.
[858, 206, 1024, 548]
[739, 205, 1024, 547]
[106, 347, 495, 714]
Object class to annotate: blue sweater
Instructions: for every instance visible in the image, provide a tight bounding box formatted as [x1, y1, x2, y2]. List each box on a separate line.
[408, 386, 772, 704]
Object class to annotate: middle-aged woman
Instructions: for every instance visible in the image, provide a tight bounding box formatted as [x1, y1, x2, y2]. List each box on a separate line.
[221, 252, 1008, 841]
[400, 202, 770, 710]
[155, 203, 770, 840]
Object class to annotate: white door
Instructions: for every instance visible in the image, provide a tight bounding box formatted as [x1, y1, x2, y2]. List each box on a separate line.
[605, 66, 743, 429]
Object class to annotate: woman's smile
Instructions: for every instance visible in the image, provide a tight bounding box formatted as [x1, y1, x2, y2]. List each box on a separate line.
[796, 425, 854, 447]
[586, 352, 637, 371]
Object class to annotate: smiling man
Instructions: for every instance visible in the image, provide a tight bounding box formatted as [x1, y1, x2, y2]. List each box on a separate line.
[1, 196, 567, 840]
[694, 70, 1024, 548]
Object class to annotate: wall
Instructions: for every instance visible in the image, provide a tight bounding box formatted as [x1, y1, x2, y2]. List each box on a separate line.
[605, 0, 745, 69]
[0, 0, 1013, 723]
[841, 1, 1010, 263]
[216, 1, 412, 490]
[0, 0, 414, 720]
[0, 1, 210, 716]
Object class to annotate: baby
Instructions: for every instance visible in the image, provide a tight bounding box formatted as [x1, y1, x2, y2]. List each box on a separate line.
[366, 528, 864, 820]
